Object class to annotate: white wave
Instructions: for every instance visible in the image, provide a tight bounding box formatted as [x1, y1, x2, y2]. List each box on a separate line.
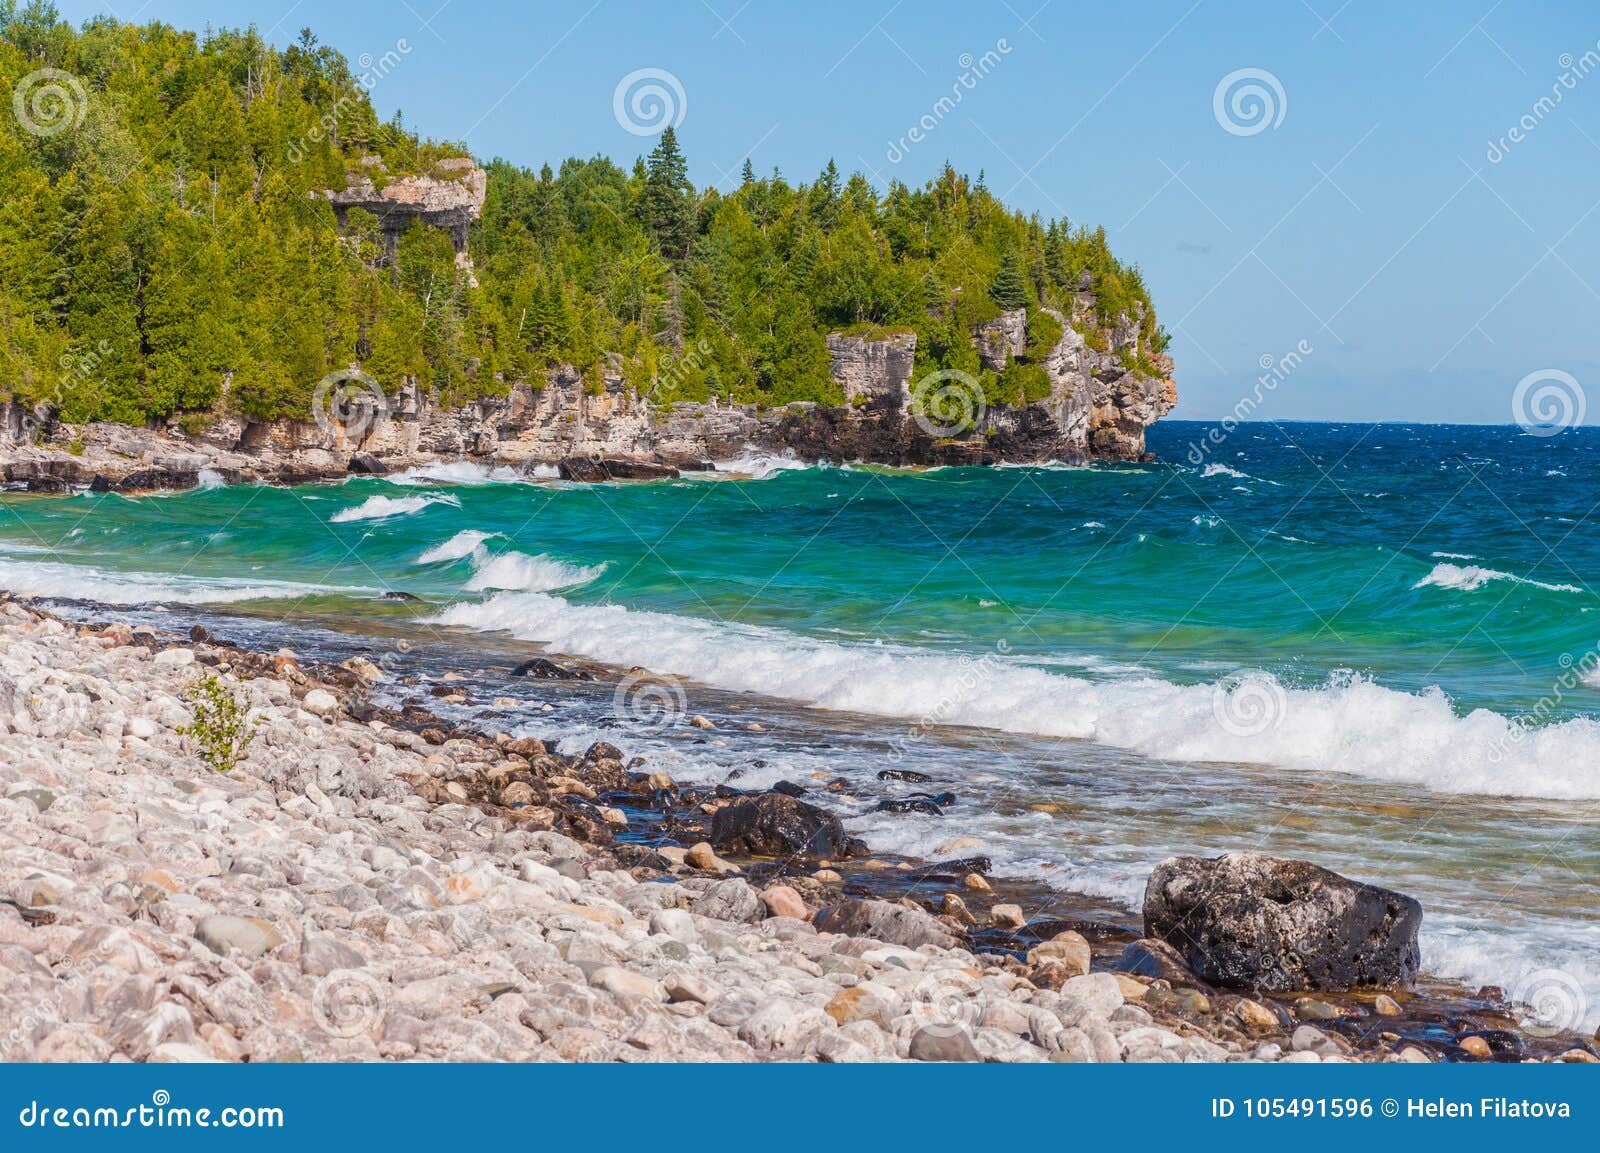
[415, 529, 501, 565]
[428, 592, 1600, 800]
[710, 452, 812, 480]
[329, 493, 459, 523]
[463, 551, 604, 593]
[530, 463, 561, 479]
[1423, 913, 1600, 1036]
[1191, 514, 1222, 528]
[1413, 562, 1582, 595]
[1201, 463, 1249, 480]
[196, 468, 226, 490]
[1080, 520, 1105, 529]
[0, 558, 364, 606]
[1430, 551, 1476, 560]
[386, 461, 525, 486]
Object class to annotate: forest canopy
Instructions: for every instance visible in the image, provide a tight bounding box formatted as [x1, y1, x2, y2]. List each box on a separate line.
[0, 3, 1166, 428]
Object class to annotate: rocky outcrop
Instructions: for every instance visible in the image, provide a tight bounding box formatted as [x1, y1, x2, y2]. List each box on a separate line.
[323, 156, 486, 258]
[1142, 852, 1424, 992]
[975, 308, 1027, 371]
[1, 295, 1174, 489]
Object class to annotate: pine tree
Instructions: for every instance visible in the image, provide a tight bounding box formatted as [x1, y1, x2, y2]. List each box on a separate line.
[989, 249, 1029, 311]
[643, 125, 694, 261]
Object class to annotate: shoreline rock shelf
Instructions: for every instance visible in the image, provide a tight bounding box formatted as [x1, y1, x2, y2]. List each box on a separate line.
[0, 597, 1593, 1064]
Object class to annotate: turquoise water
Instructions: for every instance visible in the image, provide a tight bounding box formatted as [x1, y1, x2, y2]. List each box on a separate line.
[2, 421, 1598, 1029]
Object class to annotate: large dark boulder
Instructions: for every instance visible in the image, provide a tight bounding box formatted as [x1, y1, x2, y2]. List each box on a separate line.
[1142, 852, 1422, 992]
[709, 792, 846, 859]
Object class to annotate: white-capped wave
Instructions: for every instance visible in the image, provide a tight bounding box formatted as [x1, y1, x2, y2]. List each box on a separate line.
[0, 558, 364, 606]
[1201, 463, 1249, 480]
[1414, 562, 1582, 595]
[415, 529, 502, 565]
[330, 493, 459, 523]
[1429, 551, 1476, 560]
[462, 551, 604, 593]
[196, 468, 226, 490]
[711, 452, 811, 480]
[428, 592, 1600, 800]
[386, 461, 525, 486]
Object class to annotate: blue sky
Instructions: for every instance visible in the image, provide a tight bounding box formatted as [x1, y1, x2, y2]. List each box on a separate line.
[57, 0, 1600, 423]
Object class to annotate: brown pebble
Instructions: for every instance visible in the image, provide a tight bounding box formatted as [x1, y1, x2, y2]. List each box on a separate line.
[1458, 1035, 1492, 1059]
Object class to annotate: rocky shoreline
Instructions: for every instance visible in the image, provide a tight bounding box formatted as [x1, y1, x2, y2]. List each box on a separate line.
[1, 595, 1594, 1064]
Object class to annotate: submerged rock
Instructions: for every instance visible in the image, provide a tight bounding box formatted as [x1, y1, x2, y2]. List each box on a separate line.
[1142, 852, 1422, 992]
[511, 657, 592, 681]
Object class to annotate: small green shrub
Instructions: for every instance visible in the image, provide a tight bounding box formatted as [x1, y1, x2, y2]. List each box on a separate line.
[179, 674, 257, 772]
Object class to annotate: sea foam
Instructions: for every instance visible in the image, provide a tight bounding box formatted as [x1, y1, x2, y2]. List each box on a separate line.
[329, 493, 459, 523]
[428, 591, 1600, 800]
[1413, 561, 1583, 594]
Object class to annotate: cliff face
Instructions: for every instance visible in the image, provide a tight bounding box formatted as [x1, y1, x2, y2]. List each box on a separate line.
[323, 157, 487, 261]
[0, 295, 1174, 490]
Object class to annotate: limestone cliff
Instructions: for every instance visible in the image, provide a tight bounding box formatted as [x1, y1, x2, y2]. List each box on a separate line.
[0, 280, 1174, 490]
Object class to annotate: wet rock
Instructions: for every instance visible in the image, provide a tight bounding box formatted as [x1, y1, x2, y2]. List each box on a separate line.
[1112, 937, 1197, 984]
[877, 768, 932, 783]
[989, 903, 1026, 930]
[874, 798, 943, 816]
[1142, 852, 1422, 992]
[710, 792, 848, 859]
[378, 591, 422, 602]
[813, 899, 960, 950]
[1234, 999, 1279, 1031]
[510, 657, 592, 681]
